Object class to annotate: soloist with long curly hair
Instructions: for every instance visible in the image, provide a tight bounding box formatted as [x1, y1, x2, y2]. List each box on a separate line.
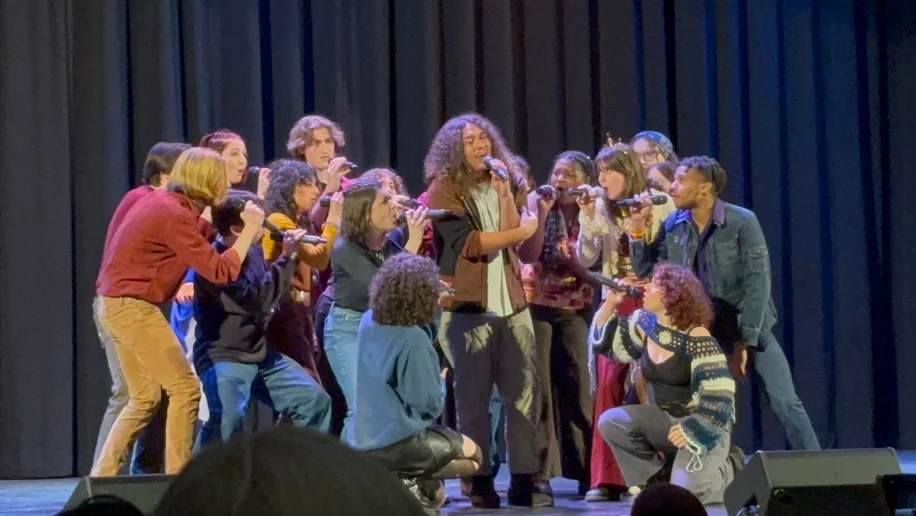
[588, 263, 742, 505]
[424, 112, 550, 508]
[347, 253, 484, 512]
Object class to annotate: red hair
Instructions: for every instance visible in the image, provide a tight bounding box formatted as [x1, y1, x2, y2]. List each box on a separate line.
[199, 129, 247, 182]
[652, 263, 714, 330]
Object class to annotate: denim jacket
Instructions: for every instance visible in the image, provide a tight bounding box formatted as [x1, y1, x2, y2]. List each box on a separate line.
[630, 202, 777, 348]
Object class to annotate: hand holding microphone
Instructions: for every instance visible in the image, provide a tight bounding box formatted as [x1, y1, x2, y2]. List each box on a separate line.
[239, 201, 266, 229]
[483, 155, 509, 181]
[627, 192, 660, 230]
[229, 198, 325, 245]
[585, 270, 644, 299]
[326, 157, 356, 192]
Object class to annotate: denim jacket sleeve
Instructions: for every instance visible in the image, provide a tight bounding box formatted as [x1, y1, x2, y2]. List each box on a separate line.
[630, 219, 669, 279]
[737, 214, 771, 347]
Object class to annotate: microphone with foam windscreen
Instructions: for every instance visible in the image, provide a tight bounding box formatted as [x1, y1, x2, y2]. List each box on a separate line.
[585, 271, 644, 299]
[615, 194, 669, 208]
[228, 198, 327, 244]
[482, 155, 509, 180]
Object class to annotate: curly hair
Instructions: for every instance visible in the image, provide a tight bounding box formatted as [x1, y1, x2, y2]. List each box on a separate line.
[287, 114, 345, 158]
[652, 263, 713, 331]
[423, 112, 519, 195]
[360, 167, 408, 196]
[262, 159, 318, 220]
[679, 156, 728, 196]
[369, 253, 441, 326]
[341, 178, 382, 248]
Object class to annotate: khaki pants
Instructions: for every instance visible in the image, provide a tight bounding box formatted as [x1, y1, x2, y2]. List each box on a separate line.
[91, 296, 200, 476]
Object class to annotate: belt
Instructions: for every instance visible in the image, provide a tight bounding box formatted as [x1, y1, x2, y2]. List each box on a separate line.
[291, 289, 311, 304]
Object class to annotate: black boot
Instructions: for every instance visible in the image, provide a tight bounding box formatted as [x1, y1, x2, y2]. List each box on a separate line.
[507, 473, 554, 507]
[401, 478, 440, 515]
[467, 475, 500, 509]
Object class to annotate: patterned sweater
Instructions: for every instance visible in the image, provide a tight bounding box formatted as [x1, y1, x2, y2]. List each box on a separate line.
[589, 309, 735, 457]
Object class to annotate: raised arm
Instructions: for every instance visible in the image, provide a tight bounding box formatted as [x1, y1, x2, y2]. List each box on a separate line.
[165, 214, 244, 285]
[427, 179, 534, 258]
[588, 296, 649, 364]
[517, 191, 552, 264]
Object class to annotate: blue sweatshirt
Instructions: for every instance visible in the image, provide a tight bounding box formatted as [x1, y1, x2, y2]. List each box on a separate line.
[345, 312, 444, 450]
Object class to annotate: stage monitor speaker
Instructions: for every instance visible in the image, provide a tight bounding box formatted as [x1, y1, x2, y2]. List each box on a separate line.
[724, 448, 901, 516]
[62, 474, 174, 515]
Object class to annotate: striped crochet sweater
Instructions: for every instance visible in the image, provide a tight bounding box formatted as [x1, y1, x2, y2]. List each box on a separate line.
[589, 309, 735, 456]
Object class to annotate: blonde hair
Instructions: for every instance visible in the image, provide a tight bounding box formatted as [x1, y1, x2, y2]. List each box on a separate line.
[286, 115, 346, 158]
[167, 147, 229, 204]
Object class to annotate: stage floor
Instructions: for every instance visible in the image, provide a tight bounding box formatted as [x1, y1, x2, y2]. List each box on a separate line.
[3, 451, 915, 515]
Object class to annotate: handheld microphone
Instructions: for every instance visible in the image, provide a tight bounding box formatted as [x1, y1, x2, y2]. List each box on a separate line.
[585, 271, 643, 299]
[342, 161, 357, 170]
[536, 185, 557, 197]
[319, 196, 332, 208]
[615, 194, 668, 208]
[228, 198, 327, 244]
[482, 155, 509, 181]
[568, 186, 604, 198]
[397, 209, 451, 223]
[247, 166, 262, 175]
[263, 219, 328, 244]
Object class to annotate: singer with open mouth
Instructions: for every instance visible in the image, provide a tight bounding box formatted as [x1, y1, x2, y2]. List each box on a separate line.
[590, 263, 740, 504]
[517, 151, 597, 496]
[323, 178, 429, 442]
[425, 113, 550, 508]
[575, 142, 676, 502]
[260, 159, 342, 384]
[628, 156, 819, 452]
[92, 148, 262, 476]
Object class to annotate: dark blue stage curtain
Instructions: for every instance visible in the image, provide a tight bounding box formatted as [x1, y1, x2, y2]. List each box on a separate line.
[0, 0, 913, 478]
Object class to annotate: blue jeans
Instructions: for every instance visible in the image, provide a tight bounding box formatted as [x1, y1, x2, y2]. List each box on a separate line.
[195, 351, 331, 447]
[323, 305, 363, 437]
[753, 331, 820, 450]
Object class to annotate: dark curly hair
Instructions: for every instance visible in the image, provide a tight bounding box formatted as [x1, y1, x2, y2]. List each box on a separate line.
[369, 253, 441, 326]
[679, 156, 727, 196]
[341, 178, 383, 248]
[652, 263, 713, 331]
[423, 112, 520, 195]
[262, 159, 318, 220]
[360, 167, 407, 196]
